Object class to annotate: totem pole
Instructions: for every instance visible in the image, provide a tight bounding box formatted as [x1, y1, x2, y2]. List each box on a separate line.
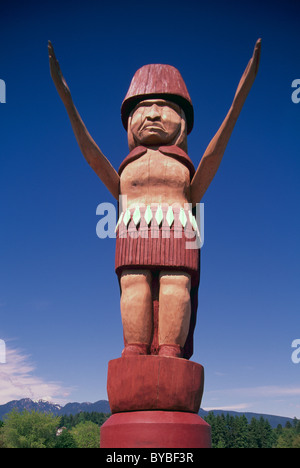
[48, 39, 261, 448]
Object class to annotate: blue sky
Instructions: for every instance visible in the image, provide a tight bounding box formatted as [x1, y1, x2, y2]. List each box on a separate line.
[1, 0, 300, 418]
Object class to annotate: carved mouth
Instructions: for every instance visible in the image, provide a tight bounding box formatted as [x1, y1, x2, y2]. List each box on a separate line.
[142, 123, 164, 131]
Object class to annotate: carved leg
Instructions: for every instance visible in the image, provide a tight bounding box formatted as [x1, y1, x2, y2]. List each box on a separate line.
[120, 269, 153, 355]
[158, 271, 191, 358]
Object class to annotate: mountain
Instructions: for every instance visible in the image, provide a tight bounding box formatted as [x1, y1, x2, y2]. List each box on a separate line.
[0, 398, 63, 420]
[198, 408, 295, 429]
[0, 398, 295, 428]
[0, 398, 111, 421]
[59, 400, 111, 416]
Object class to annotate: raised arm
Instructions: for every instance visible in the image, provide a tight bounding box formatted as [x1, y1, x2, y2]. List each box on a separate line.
[48, 41, 120, 200]
[190, 39, 261, 205]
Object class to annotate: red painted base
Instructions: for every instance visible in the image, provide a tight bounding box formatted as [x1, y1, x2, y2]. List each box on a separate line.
[100, 411, 211, 448]
[107, 356, 204, 414]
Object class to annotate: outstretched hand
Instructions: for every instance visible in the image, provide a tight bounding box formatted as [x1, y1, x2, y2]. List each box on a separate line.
[190, 39, 262, 204]
[233, 38, 261, 106]
[48, 41, 72, 106]
[47, 40, 120, 199]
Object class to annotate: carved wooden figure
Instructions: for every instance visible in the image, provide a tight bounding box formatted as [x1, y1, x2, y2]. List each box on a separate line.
[48, 40, 261, 360]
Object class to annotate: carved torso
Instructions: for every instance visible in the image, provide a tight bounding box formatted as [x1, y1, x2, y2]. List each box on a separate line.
[119, 147, 194, 208]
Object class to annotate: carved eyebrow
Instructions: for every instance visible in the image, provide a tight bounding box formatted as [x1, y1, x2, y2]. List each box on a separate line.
[134, 100, 181, 112]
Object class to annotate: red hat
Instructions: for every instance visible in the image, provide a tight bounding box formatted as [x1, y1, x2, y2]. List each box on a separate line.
[121, 64, 194, 134]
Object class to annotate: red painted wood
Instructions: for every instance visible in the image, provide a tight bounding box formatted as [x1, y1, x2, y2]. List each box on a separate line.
[107, 356, 204, 414]
[118, 145, 195, 178]
[121, 64, 194, 134]
[100, 411, 211, 448]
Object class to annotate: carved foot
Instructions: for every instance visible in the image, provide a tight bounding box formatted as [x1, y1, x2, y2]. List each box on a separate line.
[158, 344, 183, 358]
[122, 343, 149, 357]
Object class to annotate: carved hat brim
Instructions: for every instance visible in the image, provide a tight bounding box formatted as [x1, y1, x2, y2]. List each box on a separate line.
[121, 64, 194, 135]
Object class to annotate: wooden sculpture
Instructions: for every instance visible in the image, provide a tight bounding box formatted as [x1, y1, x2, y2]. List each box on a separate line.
[48, 40, 261, 360]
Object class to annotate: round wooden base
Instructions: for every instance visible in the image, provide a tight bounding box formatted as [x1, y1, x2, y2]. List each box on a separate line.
[101, 355, 211, 448]
[107, 355, 204, 414]
[100, 411, 211, 448]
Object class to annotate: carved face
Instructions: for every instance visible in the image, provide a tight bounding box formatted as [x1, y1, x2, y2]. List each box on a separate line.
[130, 99, 182, 146]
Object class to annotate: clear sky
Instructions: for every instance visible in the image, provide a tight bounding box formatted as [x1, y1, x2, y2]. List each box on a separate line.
[1, 0, 300, 419]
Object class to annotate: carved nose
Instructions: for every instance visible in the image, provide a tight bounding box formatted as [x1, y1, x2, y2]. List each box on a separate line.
[146, 105, 161, 120]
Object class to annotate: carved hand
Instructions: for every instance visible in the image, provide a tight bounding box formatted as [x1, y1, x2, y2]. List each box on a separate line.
[232, 38, 261, 112]
[48, 41, 72, 107]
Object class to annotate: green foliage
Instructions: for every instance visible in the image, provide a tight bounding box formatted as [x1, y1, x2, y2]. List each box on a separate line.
[205, 412, 253, 448]
[0, 409, 110, 448]
[70, 421, 100, 448]
[248, 416, 275, 448]
[0, 409, 60, 448]
[204, 412, 299, 448]
[54, 429, 77, 448]
[60, 411, 109, 429]
[275, 421, 300, 448]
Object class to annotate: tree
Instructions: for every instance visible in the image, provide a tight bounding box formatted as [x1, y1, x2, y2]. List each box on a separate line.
[294, 419, 300, 434]
[204, 412, 217, 447]
[0, 423, 5, 448]
[60, 411, 109, 429]
[215, 414, 227, 448]
[70, 421, 100, 448]
[275, 422, 300, 449]
[203, 412, 300, 448]
[55, 429, 77, 448]
[1, 409, 60, 448]
[232, 415, 249, 448]
[276, 428, 296, 448]
[292, 435, 300, 448]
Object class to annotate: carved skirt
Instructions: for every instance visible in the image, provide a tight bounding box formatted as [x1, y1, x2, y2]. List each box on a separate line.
[115, 204, 200, 277]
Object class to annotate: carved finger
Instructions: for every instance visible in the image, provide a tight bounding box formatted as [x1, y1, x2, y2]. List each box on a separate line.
[253, 38, 261, 74]
[48, 40, 56, 60]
